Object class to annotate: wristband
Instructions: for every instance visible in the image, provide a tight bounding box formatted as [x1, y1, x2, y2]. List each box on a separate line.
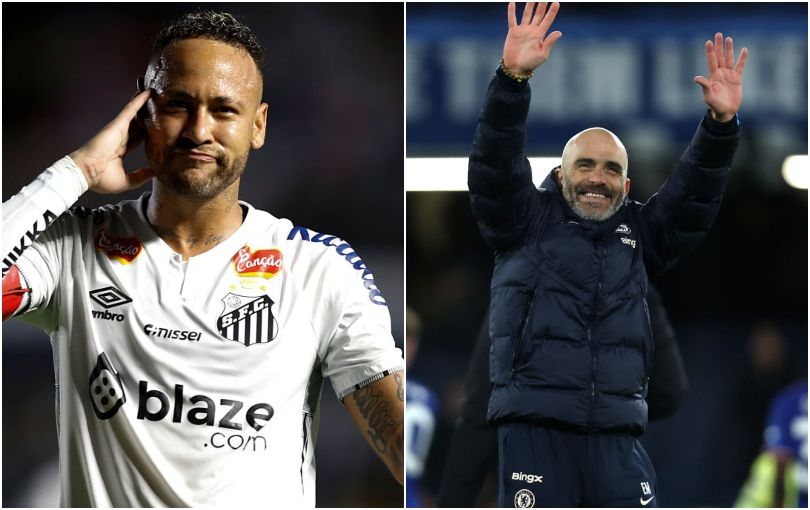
[499, 57, 533, 83]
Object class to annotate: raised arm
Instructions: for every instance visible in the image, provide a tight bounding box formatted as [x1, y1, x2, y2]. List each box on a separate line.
[69, 88, 155, 193]
[468, 2, 562, 251]
[343, 371, 404, 485]
[2, 90, 154, 321]
[640, 34, 747, 275]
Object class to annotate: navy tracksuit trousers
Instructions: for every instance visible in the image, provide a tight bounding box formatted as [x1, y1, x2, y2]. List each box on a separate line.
[498, 424, 658, 508]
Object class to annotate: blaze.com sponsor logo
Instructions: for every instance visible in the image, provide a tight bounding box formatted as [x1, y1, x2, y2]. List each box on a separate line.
[89, 353, 274, 452]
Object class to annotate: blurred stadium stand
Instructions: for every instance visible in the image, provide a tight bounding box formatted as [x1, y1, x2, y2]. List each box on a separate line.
[406, 3, 807, 507]
[2, 3, 403, 507]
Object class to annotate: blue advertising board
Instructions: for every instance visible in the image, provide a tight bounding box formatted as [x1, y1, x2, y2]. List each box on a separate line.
[407, 3, 808, 156]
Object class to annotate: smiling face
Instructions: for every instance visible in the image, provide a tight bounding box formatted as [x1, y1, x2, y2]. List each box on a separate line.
[143, 38, 268, 199]
[557, 128, 630, 222]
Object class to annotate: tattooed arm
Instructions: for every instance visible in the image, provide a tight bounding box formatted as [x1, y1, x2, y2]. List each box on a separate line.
[343, 371, 404, 485]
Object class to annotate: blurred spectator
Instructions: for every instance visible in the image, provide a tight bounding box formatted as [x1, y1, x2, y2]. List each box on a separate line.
[406, 308, 441, 507]
[730, 323, 796, 482]
[736, 379, 808, 507]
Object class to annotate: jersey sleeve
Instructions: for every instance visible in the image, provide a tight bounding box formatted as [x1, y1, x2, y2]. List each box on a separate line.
[763, 386, 802, 452]
[314, 240, 403, 401]
[2, 156, 88, 325]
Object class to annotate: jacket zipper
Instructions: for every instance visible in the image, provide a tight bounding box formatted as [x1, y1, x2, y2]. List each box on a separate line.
[587, 243, 607, 429]
[510, 273, 542, 377]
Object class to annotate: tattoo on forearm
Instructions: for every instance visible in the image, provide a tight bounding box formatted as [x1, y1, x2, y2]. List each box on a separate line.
[394, 372, 404, 402]
[352, 386, 398, 454]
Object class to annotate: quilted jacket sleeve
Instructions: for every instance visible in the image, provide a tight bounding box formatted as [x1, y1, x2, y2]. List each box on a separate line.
[468, 70, 543, 252]
[639, 112, 740, 275]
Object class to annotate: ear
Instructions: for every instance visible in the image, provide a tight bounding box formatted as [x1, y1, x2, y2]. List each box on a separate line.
[554, 166, 562, 185]
[624, 177, 631, 194]
[251, 102, 269, 150]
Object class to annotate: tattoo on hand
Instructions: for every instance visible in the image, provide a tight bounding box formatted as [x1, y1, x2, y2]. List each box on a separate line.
[352, 386, 397, 454]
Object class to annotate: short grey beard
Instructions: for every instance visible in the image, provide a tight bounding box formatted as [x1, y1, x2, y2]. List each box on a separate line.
[560, 171, 626, 222]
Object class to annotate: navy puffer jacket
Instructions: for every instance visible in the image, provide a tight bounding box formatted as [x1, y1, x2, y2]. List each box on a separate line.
[469, 70, 739, 436]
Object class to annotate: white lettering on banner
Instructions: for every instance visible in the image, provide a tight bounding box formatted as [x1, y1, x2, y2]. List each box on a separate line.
[652, 39, 694, 117]
[741, 37, 805, 114]
[433, 41, 643, 121]
[653, 37, 807, 118]
[440, 41, 501, 122]
[530, 42, 641, 118]
[407, 41, 430, 121]
[406, 34, 807, 123]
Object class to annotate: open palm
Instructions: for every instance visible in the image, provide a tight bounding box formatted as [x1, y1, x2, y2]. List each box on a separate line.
[693, 32, 748, 122]
[503, 2, 562, 74]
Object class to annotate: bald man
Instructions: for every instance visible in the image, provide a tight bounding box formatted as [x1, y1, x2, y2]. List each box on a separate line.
[467, 3, 747, 507]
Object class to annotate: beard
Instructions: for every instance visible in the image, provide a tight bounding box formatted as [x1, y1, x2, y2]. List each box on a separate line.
[560, 170, 626, 222]
[147, 143, 249, 199]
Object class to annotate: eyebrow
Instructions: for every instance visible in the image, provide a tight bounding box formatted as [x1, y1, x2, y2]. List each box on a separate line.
[162, 89, 246, 109]
[575, 158, 624, 171]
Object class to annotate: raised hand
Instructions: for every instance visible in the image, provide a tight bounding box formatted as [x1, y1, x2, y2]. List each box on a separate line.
[503, 2, 562, 75]
[69, 89, 155, 194]
[693, 33, 748, 123]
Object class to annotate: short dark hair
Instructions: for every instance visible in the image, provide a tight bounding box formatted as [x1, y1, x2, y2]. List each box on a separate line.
[150, 11, 264, 79]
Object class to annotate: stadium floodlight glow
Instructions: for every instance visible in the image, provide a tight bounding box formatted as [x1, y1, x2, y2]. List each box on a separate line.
[405, 157, 561, 191]
[781, 155, 809, 190]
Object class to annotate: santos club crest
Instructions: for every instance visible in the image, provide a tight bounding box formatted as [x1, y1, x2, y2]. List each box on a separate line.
[216, 293, 279, 346]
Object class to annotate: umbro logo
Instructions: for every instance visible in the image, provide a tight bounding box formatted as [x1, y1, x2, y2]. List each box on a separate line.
[90, 286, 132, 322]
[89, 286, 132, 309]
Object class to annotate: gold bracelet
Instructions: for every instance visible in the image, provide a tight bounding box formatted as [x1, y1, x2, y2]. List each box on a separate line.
[499, 57, 533, 83]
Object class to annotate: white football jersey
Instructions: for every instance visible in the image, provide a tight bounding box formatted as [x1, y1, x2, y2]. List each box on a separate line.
[3, 157, 403, 507]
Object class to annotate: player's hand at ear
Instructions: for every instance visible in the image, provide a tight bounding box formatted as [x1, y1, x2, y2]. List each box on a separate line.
[70, 89, 155, 194]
